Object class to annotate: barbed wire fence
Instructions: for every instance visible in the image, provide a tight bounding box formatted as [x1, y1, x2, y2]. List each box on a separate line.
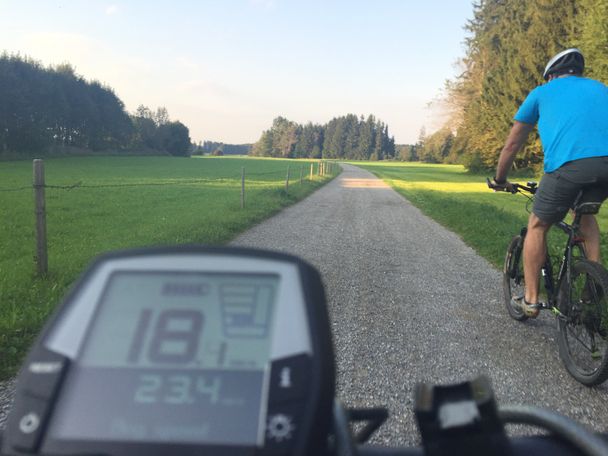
[1, 159, 339, 276]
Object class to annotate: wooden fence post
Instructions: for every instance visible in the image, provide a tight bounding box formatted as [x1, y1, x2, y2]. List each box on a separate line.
[285, 166, 290, 192]
[299, 166, 303, 185]
[241, 167, 245, 209]
[33, 159, 48, 276]
[310, 163, 313, 180]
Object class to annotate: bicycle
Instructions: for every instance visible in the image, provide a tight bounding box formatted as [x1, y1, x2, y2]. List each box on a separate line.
[488, 178, 608, 386]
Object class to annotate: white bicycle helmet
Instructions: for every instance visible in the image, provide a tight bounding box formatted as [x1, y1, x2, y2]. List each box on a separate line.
[543, 48, 585, 81]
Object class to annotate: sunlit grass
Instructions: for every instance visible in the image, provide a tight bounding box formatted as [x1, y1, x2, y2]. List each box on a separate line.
[387, 180, 490, 193]
[353, 161, 608, 270]
[0, 156, 331, 379]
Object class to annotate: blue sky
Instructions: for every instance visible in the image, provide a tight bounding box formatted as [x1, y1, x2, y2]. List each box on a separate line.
[0, 0, 474, 144]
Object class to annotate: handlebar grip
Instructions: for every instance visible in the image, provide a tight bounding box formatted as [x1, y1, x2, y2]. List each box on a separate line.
[487, 177, 526, 195]
[487, 177, 514, 193]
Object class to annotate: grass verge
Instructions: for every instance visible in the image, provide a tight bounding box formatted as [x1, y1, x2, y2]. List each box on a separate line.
[352, 161, 608, 269]
[0, 155, 332, 379]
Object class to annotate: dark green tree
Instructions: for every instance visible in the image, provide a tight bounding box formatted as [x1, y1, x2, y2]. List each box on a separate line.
[251, 114, 395, 160]
[441, 0, 583, 171]
[157, 121, 191, 157]
[0, 54, 166, 156]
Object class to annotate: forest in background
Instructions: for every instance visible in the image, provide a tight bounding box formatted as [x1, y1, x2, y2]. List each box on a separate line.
[251, 114, 396, 160]
[416, 0, 608, 172]
[194, 141, 252, 156]
[0, 54, 192, 157]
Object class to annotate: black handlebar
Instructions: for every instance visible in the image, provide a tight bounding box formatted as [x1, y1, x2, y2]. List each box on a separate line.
[499, 405, 608, 456]
[2, 428, 607, 456]
[486, 178, 538, 195]
[331, 376, 608, 456]
[352, 405, 608, 456]
[358, 434, 608, 456]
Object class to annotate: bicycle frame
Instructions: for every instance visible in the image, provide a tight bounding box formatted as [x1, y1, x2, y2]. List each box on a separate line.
[490, 179, 603, 317]
[519, 212, 587, 315]
[493, 179, 608, 384]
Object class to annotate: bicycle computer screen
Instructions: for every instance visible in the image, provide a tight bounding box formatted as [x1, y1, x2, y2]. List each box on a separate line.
[47, 271, 278, 446]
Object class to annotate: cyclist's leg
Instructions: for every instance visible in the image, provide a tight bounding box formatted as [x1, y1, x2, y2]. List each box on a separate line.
[571, 157, 608, 263]
[523, 213, 551, 305]
[579, 214, 601, 262]
[528, 166, 580, 306]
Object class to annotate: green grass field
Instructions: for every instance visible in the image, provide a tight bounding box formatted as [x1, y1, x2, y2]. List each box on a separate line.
[353, 161, 608, 269]
[0, 155, 332, 379]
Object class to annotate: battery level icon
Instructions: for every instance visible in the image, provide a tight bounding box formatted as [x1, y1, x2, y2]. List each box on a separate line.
[219, 284, 274, 338]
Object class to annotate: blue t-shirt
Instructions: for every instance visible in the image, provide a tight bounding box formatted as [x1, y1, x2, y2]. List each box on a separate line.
[514, 76, 608, 172]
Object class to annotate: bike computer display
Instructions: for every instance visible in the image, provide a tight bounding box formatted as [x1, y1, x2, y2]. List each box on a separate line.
[3, 247, 334, 456]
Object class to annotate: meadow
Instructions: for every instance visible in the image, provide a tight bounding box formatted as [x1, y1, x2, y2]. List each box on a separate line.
[353, 161, 608, 269]
[0, 155, 332, 379]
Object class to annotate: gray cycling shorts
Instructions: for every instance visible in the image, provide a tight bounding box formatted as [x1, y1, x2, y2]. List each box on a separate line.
[533, 156, 608, 224]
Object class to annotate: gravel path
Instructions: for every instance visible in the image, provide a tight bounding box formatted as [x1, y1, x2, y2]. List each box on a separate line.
[0, 379, 14, 430]
[231, 163, 608, 445]
[2, 163, 607, 446]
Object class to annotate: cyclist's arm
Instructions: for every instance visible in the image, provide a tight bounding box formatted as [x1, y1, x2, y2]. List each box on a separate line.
[495, 121, 535, 183]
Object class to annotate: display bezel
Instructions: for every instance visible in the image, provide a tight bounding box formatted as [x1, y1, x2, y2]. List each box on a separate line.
[4, 246, 334, 456]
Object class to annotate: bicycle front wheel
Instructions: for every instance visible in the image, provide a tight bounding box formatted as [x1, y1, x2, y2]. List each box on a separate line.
[503, 235, 528, 321]
[557, 259, 608, 386]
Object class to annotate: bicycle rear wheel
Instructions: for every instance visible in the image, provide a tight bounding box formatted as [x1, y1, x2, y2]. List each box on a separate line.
[503, 235, 528, 321]
[557, 259, 608, 386]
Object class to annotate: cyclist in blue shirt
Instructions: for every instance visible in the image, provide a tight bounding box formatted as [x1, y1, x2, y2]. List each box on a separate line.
[492, 49, 608, 317]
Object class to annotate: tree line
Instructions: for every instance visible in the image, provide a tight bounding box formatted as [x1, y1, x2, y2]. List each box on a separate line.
[251, 114, 396, 160]
[195, 141, 252, 156]
[0, 53, 191, 157]
[414, 0, 608, 172]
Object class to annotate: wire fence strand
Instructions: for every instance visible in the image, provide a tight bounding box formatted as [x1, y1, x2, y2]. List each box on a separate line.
[3, 159, 337, 279]
[0, 163, 333, 193]
[0, 186, 31, 192]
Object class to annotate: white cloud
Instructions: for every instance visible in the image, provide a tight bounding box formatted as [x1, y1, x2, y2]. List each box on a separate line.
[105, 4, 119, 15]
